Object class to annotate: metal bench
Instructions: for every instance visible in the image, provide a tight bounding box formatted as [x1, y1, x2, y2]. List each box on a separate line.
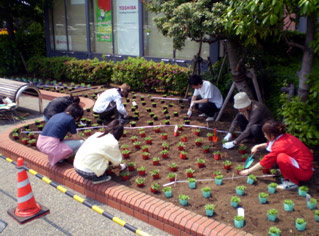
[0, 78, 43, 120]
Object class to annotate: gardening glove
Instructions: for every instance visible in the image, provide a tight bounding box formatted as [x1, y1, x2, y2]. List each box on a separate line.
[223, 132, 232, 141]
[186, 109, 192, 117]
[190, 102, 195, 108]
[223, 141, 235, 149]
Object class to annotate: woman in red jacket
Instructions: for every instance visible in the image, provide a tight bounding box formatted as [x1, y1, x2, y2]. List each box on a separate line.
[239, 120, 313, 190]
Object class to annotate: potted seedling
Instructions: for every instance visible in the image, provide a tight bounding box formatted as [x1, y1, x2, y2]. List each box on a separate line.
[231, 196, 241, 208]
[184, 119, 190, 125]
[223, 160, 232, 170]
[161, 149, 169, 159]
[145, 136, 152, 145]
[307, 198, 317, 210]
[179, 150, 187, 160]
[178, 194, 190, 206]
[185, 168, 195, 178]
[122, 150, 130, 159]
[150, 97, 154, 102]
[137, 166, 146, 176]
[268, 226, 281, 236]
[283, 199, 294, 212]
[195, 138, 202, 146]
[152, 157, 160, 166]
[142, 101, 146, 106]
[150, 183, 160, 193]
[127, 162, 135, 171]
[121, 144, 129, 150]
[188, 178, 197, 189]
[201, 186, 211, 198]
[153, 115, 158, 121]
[154, 126, 160, 133]
[86, 119, 92, 125]
[149, 112, 154, 117]
[176, 124, 183, 131]
[298, 185, 309, 197]
[173, 111, 178, 117]
[147, 120, 154, 126]
[194, 128, 200, 136]
[169, 103, 174, 107]
[238, 145, 247, 154]
[197, 158, 205, 168]
[215, 175, 223, 185]
[241, 154, 249, 162]
[141, 145, 149, 152]
[34, 120, 41, 125]
[234, 215, 244, 228]
[177, 142, 185, 151]
[142, 152, 150, 160]
[259, 192, 269, 204]
[150, 169, 160, 180]
[135, 177, 145, 188]
[169, 162, 178, 172]
[161, 100, 165, 104]
[151, 102, 156, 108]
[181, 134, 188, 142]
[236, 185, 246, 196]
[165, 115, 170, 120]
[162, 186, 172, 198]
[37, 124, 44, 131]
[163, 120, 170, 125]
[207, 132, 213, 141]
[28, 139, 36, 146]
[133, 141, 141, 149]
[247, 174, 257, 184]
[202, 145, 210, 154]
[139, 130, 146, 138]
[212, 170, 221, 178]
[130, 135, 138, 143]
[120, 170, 130, 181]
[213, 151, 221, 160]
[84, 129, 92, 137]
[270, 169, 280, 176]
[236, 165, 244, 174]
[167, 172, 177, 182]
[12, 132, 19, 140]
[161, 133, 168, 140]
[162, 142, 169, 150]
[267, 209, 278, 222]
[268, 183, 278, 194]
[140, 96, 144, 101]
[28, 132, 35, 139]
[21, 137, 28, 145]
[315, 210, 319, 222]
[295, 218, 306, 231]
[205, 204, 215, 216]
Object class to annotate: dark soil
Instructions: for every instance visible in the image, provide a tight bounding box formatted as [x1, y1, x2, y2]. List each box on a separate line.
[10, 89, 319, 236]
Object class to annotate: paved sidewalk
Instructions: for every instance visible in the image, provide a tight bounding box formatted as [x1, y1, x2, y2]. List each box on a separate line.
[0, 94, 170, 236]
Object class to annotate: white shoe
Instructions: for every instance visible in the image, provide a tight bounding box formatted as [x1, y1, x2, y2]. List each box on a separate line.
[199, 113, 207, 117]
[205, 117, 215, 122]
[120, 163, 127, 171]
[276, 180, 298, 190]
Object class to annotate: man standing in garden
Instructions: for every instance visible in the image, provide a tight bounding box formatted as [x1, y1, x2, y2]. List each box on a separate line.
[187, 75, 223, 122]
[223, 92, 273, 149]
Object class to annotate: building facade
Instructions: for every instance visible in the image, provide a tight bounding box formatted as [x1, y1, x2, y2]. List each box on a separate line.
[45, 0, 220, 65]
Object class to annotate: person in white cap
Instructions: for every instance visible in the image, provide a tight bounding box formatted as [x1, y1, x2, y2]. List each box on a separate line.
[187, 75, 223, 122]
[223, 92, 273, 149]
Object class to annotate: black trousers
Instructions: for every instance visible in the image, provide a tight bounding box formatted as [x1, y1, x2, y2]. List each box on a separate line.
[188, 96, 219, 117]
[98, 102, 123, 121]
[236, 114, 266, 143]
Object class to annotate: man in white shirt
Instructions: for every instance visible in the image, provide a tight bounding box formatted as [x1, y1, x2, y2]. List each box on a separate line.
[187, 75, 223, 122]
[93, 83, 130, 122]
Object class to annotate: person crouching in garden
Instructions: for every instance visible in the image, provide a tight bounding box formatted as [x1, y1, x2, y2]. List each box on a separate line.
[239, 120, 314, 190]
[37, 103, 84, 166]
[93, 83, 130, 123]
[73, 119, 126, 184]
[223, 92, 273, 149]
[186, 75, 223, 122]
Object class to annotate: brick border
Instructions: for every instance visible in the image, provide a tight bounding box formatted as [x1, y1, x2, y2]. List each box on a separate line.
[0, 90, 252, 236]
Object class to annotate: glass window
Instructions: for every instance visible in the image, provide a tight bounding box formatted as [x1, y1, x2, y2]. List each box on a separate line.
[90, 0, 113, 54]
[143, 9, 173, 58]
[50, 0, 68, 51]
[175, 39, 210, 60]
[65, 0, 87, 52]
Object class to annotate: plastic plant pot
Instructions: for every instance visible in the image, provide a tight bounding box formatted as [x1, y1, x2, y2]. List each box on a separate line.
[295, 221, 306, 231]
[267, 214, 277, 222]
[268, 186, 276, 194]
[179, 199, 188, 206]
[307, 201, 316, 210]
[215, 178, 223, 185]
[202, 191, 211, 198]
[259, 196, 267, 204]
[224, 165, 231, 170]
[236, 189, 245, 196]
[186, 172, 193, 178]
[298, 188, 307, 197]
[315, 214, 319, 222]
[138, 170, 145, 176]
[213, 154, 221, 160]
[188, 182, 196, 189]
[234, 219, 244, 228]
[283, 203, 294, 212]
[152, 173, 160, 180]
[231, 201, 239, 208]
[205, 209, 214, 217]
[247, 177, 255, 185]
[164, 191, 172, 198]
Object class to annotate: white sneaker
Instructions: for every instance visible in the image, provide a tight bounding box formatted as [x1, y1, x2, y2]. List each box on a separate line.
[199, 113, 207, 117]
[276, 180, 298, 190]
[205, 117, 215, 122]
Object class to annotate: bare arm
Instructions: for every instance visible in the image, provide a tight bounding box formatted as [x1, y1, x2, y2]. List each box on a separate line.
[251, 143, 267, 154]
[239, 162, 263, 176]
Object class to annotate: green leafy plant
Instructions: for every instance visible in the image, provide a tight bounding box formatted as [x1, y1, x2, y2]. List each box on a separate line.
[187, 178, 196, 183]
[231, 196, 241, 203]
[151, 183, 161, 190]
[268, 182, 278, 188]
[150, 169, 160, 176]
[299, 186, 309, 192]
[167, 172, 177, 178]
[201, 186, 211, 192]
[137, 166, 145, 171]
[295, 218, 306, 224]
[267, 209, 278, 216]
[234, 215, 244, 221]
[162, 186, 172, 193]
[268, 226, 281, 234]
[236, 185, 246, 191]
[259, 192, 269, 198]
[284, 199, 294, 205]
[135, 177, 145, 184]
[215, 174, 223, 179]
[248, 174, 257, 181]
[179, 194, 190, 201]
[205, 204, 215, 210]
[224, 160, 232, 166]
[185, 168, 195, 173]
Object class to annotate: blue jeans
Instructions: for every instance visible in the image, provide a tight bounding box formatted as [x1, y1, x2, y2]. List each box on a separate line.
[63, 139, 84, 154]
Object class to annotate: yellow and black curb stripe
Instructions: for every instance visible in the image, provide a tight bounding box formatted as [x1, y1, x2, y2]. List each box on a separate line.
[0, 155, 150, 236]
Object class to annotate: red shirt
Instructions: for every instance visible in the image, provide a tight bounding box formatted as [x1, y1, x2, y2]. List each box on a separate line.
[260, 133, 313, 171]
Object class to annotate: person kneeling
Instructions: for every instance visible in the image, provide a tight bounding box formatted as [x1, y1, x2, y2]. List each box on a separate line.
[73, 120, 126, 184]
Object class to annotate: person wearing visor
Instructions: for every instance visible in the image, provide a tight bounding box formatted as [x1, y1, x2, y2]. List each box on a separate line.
[223, 92, 273, 149]
[93, 83, 130, 123]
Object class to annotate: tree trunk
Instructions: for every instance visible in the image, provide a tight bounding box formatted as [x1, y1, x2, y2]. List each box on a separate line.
[297, 14, 315, 101]
[226, 40, 253, 98]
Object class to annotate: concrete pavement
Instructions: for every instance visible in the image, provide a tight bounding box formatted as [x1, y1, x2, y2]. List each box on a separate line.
[0, 94, 170, 236]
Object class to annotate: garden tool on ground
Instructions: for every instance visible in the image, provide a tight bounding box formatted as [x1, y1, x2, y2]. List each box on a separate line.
[244, 154, 254, 168]
[212, 128, 218, 143]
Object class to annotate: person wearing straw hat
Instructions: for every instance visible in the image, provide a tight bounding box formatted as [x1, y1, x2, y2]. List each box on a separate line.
[223, 92, 273, 149]
[93, 83, 130, 123]
[187, 75, 223, 122]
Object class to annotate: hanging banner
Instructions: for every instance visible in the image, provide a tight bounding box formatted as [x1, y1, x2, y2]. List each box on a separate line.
[116, 0, 139, 56]
[96, 0, 112, 42]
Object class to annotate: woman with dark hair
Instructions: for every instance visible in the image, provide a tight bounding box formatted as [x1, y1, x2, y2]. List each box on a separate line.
[239, 120, 314, 190]
[73, 119, 126, 184]
[37, 103, 84, 166]
[43, 95, 80, 121]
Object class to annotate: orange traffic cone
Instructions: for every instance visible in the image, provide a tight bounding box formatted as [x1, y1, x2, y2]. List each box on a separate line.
[7, 157, 49, 224]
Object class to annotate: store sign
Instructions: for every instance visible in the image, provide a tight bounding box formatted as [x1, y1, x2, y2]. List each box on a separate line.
[116, 0, 139, 56]
[96, 0, 112, 42]
[55, 35, 72, 51]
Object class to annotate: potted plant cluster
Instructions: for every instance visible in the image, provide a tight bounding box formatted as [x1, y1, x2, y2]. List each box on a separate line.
[150, 183, 160, 193]
[162, 186, 172, 198]
[179, 194, 190, 206]
[283, 199, 294, 212]
[213, 151, 221, 160]
[201, 186, 211, 198]
[231, 196, 241, 208]
[268, 182, 278, 194]
[247, 174, 257, 185]
[259, 192, 269, 204]
[267, 208, 278, 222]
[234, 215, 244, 228]
[215, 175, 223, 185]
[205, 204, 215, 216]
[185, 168, 195, 178]
[188, 178, 197, 189]
[167, 172, 177, 182]
[223, 160, 232, 170]
[135, 177, 145, 188]
[295, 218, 306, 231]
[150, 169, 160, 180]
[298, 185, 309, 197]
[236, 185, 246, 196]
[137, 166, 145, 176]
[197, 158, 205, 168]
[268, 226, 281, 236]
